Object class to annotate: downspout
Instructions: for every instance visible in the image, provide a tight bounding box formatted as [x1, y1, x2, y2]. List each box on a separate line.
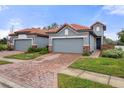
[89, 32, 90, 52]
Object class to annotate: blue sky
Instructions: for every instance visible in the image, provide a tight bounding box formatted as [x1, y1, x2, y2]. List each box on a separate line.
[0, 5, 124, 40]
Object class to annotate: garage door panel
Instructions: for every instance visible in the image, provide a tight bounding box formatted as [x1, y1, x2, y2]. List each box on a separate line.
[14, 39, 32, 51]
[53, 38, 83, 53]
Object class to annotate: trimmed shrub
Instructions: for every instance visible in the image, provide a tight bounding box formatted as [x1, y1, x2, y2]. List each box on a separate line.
[28, 47, 48, 53]
[102, 48, 123, 58]
[0, 44, 7, 51]
[82, 51, 90, 56]
[28, 47, 42, 53]
[39, 47, 48, 54]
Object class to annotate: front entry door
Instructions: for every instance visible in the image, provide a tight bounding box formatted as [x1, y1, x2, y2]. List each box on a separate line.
[96, 38, 101, 49]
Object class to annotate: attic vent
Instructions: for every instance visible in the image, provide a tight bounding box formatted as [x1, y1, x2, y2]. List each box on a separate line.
[96, 26, 100, 31]
[65, 29, 69, 35]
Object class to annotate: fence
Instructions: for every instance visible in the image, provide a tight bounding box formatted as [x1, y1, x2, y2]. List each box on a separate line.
[102, 44, 115, 50]
[115, 46, 124, 51]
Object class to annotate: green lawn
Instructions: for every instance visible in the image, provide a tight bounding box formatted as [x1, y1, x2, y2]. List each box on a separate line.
[4, 52, 42, 60]
[58, 74, 113, 88]
[0, 60, 12, 65]
[70, 57, 124, 78]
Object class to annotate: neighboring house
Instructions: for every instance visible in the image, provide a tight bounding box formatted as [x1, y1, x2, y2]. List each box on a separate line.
[9, 21, 106, 53]
[9, 28, 48, 51]
[47, 22, 106, 53]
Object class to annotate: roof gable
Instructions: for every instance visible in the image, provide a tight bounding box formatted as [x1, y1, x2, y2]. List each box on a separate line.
[56, 25, 81, 36]
[46, 23, 91, 33]
[91, 21, 106, 31]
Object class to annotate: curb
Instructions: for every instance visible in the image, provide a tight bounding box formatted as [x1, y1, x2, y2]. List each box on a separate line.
[0, 76, 26, 88]
[0, 76, 32, 88]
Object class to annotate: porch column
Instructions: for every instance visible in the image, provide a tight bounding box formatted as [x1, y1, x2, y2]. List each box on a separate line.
[83, 45, 90, 52]
[32, 44, 37, 48]
[48, 45, 53, 52]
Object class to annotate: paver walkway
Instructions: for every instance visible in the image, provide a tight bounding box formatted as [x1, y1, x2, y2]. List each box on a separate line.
[0, 53, 81, 88]
[60, 68, 124, 88]
[90, 50, 101, 58]
[0, 52, 53, 64]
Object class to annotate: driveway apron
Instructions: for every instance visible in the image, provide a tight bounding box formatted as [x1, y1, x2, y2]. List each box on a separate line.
[0, 53, 80, 88]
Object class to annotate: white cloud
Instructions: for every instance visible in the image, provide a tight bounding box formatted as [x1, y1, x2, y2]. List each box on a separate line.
[0, 18, 23, 39]
[0, 5, 8, 12]
[0, 29, 10, 39]
[105, 32, 118, 41]
[91, 5, 124, 21]
[102, 5, 124, 15]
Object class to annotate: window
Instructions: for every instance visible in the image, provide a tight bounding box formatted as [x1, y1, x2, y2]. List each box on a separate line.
[65, 29, 69, 35]
[96, 26, 100, 31]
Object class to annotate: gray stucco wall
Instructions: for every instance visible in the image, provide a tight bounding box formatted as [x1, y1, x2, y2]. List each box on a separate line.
[34, 36, 48, 48]
[55, 27, 82, 36]
[48, 26, 89, 46]
[83, 36, 89, 46]
[92, 23, 105, 45]
[10, 34, 48, 48]
[10, 34, 35, 44]
[90, 34, 96, 52]
[93, 24, 104, 36]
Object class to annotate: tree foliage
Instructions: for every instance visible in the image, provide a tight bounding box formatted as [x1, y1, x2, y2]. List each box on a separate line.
[0, 38, 7, 44]
[43, 23, 60, 30]
[104, 38, 115, 44]
[118, 30, 124, 43]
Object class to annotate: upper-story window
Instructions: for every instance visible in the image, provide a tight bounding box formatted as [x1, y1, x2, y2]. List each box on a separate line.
[96, 26, 100, 31]
[65, 29, 69, 35]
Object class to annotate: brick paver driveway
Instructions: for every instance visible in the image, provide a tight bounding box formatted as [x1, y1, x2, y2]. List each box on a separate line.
[0, 51, 23, 57]
[0, 53, 81, 88]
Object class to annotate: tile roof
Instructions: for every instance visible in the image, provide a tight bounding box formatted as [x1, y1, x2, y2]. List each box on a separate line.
[70, 24, 90, 30]
[46, 23, 91, 33]
[9, 23, 91, 36]
[91, 21, 106, 27]
[45, 28, 60, 33]
[9, 28, 48, 37]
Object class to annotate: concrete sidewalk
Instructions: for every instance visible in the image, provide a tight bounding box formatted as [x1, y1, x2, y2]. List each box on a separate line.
[60, 68, 124, 88]
[0, 57, 26, 63]
[0, 75, 30, 88]
[90, 50, 101, 58]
